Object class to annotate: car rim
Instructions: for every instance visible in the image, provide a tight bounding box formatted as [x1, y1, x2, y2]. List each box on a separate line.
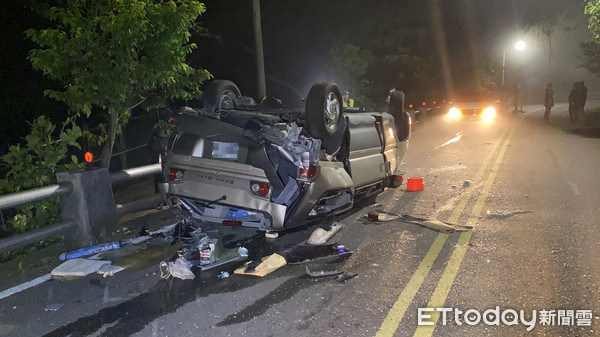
[324, 92, 340, 132]
[217, 89, 236, 110]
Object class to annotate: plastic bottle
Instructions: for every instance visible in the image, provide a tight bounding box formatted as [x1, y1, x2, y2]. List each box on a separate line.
[217, 271, 230, 279]
[59, 241, 121, 260]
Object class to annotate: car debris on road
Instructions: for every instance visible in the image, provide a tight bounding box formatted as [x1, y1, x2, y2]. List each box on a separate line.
[361, 210, 473, 233]
[234, 253, 287, 277]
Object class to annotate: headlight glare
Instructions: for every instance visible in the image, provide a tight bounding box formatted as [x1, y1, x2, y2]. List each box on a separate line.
[447, 107, 462, 120]
[482, 107, 496, 123]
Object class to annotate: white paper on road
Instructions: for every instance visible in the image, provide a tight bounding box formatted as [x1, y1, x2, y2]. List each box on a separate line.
[51, 258, 111, 278]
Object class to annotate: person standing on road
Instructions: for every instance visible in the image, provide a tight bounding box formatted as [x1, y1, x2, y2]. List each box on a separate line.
[577, 81, 588, 121]
[568, 82, 577, 122]
[544, 83, 554, 123]
[342, 91, 354, 108]
[513, 83, 523, 113]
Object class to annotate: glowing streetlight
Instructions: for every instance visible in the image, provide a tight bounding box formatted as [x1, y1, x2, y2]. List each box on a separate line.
[502, 40, 526, 88]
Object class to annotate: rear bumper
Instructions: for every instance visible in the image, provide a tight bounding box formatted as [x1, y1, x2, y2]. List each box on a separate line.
[166, 179, 287, 231]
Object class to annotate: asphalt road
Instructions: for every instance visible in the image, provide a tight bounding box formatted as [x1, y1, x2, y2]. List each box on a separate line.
[1, 103, 600, 337]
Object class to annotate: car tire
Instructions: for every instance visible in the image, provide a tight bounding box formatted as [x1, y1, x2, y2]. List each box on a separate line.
[388, 90, 410, 141]
[203, 80, 242, 113]
[305, 82, 343, 139]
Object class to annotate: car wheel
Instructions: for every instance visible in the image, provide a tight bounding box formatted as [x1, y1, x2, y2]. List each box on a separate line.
[305, 82, 343, 139]
[203, 80, 242, 113]
[389, 90, 410, 141]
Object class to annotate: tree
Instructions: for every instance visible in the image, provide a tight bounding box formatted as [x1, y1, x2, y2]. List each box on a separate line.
[26, 0, 211, 167]
[523, 0, 579, 81]
[581, 1, 600, 77]
[586, 0, 600, 43]
[328, 43, 374, 107]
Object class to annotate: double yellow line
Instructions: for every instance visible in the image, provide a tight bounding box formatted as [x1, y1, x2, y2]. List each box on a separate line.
[376, 123, 518, 337]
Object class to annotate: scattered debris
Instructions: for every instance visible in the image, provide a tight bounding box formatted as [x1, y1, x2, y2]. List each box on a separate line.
[366, 211, 401, 222]
[307, 222, 344, 245]
[305, 265, 343, 278]
[335, 273, 358, 283]
[265, 231, 279, 239]
[97, 264, 125, 278]
[290, 251, 353, 265]
[44, 303, 64, 312]
[217, 271, 230, 279]
[360, 210, 472, 233]
[234, 253, 286, 277]
[198, 236, 218, 265]
[337, 245, 346, 254]
[284, 243, 341, 264]
[160, 257, 195, 280]
[52, 259, 112, 279]
[59, 241, 122, 260]
[486, 210, 532, 220]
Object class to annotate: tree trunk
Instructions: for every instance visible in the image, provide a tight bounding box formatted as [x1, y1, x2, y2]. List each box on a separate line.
[100, 106, 120, 168]
[118, 132, 127, 169]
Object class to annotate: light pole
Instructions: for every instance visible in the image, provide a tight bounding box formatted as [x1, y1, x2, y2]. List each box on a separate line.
[252, 0, 266, 98]
[502, 40, 526, 88]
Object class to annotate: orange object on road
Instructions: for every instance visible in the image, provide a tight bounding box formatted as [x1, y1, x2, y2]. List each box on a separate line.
[406, 177, 424, 191]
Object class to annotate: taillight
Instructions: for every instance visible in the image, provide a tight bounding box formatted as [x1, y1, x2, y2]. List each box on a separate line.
[422, 102, 426, 107]
[169, 168, 184, 181]
[251, 182, 270, 197]
[298, 165, 317, 179]
[409, 104, 414, 109]
[433, 100, 437, 105]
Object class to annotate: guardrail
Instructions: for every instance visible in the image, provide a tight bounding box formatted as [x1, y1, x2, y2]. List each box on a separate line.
[0, 163, 162, 255]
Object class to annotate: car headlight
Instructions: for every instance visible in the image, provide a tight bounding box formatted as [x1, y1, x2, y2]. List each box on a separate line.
[482, 107, 496, 123]
[447, 107, 462, 120]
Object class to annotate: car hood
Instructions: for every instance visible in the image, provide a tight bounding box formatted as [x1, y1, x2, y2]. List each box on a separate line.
[453, 102, 494, 110]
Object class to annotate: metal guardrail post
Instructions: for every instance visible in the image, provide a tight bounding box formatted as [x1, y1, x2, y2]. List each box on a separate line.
[0, 163, 163, 252]
[57, 168, 118, 242]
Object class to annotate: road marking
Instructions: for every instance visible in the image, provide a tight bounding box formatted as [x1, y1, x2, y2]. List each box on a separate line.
[375, 126, 511, 337]
[412, 125, 517, 337]
[434, 132, 463, 150]
[0, 273, 51, 300]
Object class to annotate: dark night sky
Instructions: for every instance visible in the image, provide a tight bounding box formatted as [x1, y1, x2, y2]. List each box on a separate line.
[1, 0, 598, 150]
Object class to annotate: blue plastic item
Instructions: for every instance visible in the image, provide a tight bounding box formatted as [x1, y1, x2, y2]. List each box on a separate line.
[226, 209, 248, 219]
[59, 241, 121, 260]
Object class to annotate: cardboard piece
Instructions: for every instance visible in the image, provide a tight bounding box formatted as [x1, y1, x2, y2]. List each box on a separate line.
[307, 223, 344, 245]
[234, 253, 286, 277]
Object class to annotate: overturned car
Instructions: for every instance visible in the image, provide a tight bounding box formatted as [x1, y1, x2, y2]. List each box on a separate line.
[161, 80, 410, 231]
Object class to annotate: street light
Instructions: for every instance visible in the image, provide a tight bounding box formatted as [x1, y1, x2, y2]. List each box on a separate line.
[502, 40, 526, 88]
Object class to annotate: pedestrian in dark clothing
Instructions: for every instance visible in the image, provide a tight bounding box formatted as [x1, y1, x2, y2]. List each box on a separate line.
[568, 82, 577, 122]
[577, 81, 588, 121]
[544, 83, 554, 123]
[513, 83, 523, 113]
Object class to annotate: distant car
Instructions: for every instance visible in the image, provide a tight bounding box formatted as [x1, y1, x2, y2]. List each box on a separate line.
[444, 91, 498, 123]
[161, 80, 411, 232]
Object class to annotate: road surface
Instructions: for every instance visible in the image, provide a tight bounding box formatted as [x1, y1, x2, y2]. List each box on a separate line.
[1, 103, 599, 337]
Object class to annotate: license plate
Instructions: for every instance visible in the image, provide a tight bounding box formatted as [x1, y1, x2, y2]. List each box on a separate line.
[211, 141, 239, 159]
